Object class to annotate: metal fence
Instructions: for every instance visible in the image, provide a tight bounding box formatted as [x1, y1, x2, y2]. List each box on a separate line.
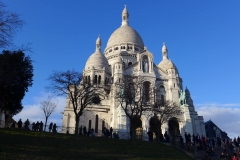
[0, 120, 150, 140]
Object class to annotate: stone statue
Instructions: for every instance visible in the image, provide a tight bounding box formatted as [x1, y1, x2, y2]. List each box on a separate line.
[143, 60, 148, 72]
[179, 90, 186, 105]
[120, 88, 125, 101]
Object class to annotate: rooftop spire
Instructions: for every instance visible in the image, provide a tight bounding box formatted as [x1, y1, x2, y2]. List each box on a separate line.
[96, 34, 102, 51]
[162, 42, 168, 59]
[121, 5, 129, 26]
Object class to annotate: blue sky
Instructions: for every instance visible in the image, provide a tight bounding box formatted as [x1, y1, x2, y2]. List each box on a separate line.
[2, 0, 240, 138]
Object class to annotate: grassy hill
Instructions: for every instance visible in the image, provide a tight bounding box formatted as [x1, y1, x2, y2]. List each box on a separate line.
[0, 129, 191, 160]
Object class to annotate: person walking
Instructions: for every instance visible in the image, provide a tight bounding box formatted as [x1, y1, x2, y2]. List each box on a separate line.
[32, 122, 35, 131]
[83, 126, 87, 136]
[91, 128, 95, 136]
[49, 122, 53, 132]
[39, 121, 43, 132]
[17, 119, 22, 129]
[36, 121, 40, 131]
[24, 119, 30, 130]
[79, 125, 82, 135]
[110, 127, 113, 138]
[52, 123, 57, 133]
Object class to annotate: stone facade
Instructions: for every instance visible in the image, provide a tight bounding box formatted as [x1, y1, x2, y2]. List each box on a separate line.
[62, 6, 206, 139]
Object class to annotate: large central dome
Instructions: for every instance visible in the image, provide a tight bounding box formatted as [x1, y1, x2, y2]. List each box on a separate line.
[106, 25, 144, 49]
[105, 6, 144, 50]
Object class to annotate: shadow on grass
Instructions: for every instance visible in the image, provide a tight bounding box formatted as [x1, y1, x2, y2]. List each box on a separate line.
[0, 129, 191, 160]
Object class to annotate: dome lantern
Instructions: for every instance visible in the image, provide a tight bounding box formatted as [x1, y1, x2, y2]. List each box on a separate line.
[162, 42, 168, 60]
[96, 34, 102, 51]
[122, 5, 129, 26]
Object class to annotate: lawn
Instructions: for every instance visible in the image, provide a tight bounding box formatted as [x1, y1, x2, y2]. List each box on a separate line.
[0, 129, 191, 160]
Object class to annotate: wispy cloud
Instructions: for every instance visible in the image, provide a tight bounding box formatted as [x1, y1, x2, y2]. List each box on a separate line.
[14, 93, 66, 126]
[196, 103, 240, 139]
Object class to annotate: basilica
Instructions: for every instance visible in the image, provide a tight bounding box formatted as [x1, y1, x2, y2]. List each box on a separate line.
[62, 6, 206, 139]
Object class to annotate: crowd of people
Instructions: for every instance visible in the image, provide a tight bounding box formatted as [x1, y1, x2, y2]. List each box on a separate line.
[77, 125, 118, 139]
[179, 132, 240, 160]
[11, 119, 58, 133]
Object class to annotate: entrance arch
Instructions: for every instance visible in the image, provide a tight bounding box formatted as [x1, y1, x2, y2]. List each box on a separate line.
[132, 117, 143, 140]
[168, 117, 180, 137]
[149, 116, 161, 140]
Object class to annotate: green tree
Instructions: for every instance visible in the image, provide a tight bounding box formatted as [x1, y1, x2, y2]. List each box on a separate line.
[0, 50, 34, 118]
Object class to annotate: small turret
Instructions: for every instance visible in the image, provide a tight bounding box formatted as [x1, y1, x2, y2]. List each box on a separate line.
[185, 87, 195, 112]
[114, 55, 123, 83]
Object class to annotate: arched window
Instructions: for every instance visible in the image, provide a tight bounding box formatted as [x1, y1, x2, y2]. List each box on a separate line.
[95, 115, 98, 133]
[159, 85, 165, 93]
[88, 120, 92, 132]
[160, 95, 164, 106]
[143, 81, 150, 102]
[128, 62, 132, 66]
[105, 77, 107, 85]
[98, 75, 101, 84]
[94, 75, 97, 84]
[123, 62, 125, 68]
[88, 76, 90, 83]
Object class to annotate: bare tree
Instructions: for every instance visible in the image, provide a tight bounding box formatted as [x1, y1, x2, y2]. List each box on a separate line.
[115, 75, 153, 140]
[40, 96, 57, 132]
[0, 2, 24, 48]
[151, 100, 184, 141]
[47, 70, 105, 135]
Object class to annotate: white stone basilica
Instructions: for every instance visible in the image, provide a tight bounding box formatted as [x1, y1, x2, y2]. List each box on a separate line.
[62, 6, 206, 139]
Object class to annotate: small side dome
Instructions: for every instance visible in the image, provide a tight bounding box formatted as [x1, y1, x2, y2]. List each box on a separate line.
[167, 61, 175, 69]
[85, 36, 110, 72]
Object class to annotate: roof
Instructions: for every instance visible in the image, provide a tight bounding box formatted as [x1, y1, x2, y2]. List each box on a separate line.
[106, 25, 144, 49]
[205, 120, 230, 139]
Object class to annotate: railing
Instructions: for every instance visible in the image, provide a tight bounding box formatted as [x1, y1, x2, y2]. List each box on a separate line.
[0, 120, 149, 140]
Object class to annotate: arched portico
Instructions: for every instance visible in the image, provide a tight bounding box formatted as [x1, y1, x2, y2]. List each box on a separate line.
[168, 117, 180, 137]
